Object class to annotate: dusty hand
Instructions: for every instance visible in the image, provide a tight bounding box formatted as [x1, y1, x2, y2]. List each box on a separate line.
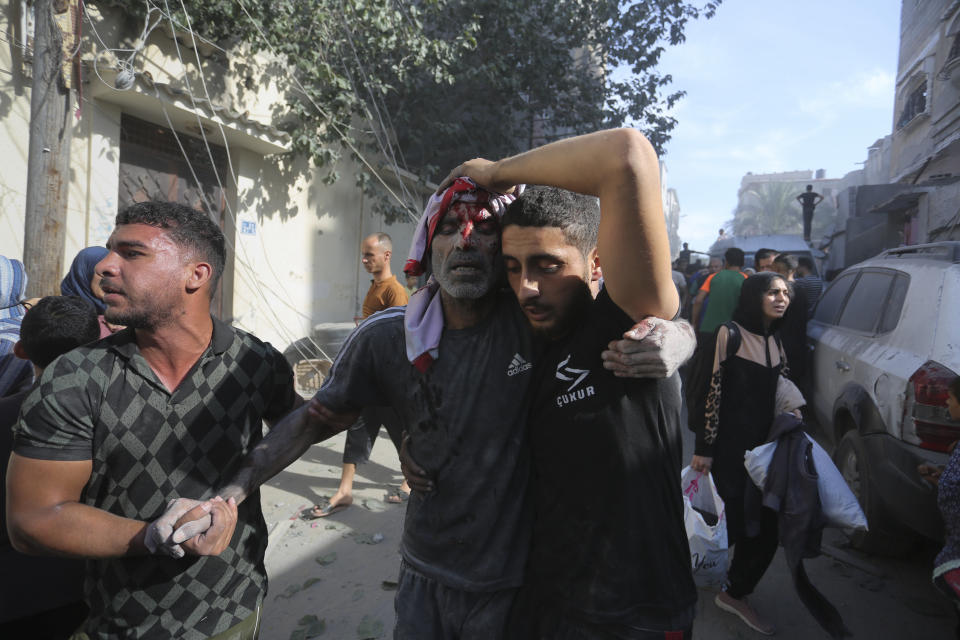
[172, 496, 238, 556]
[307, 399, 360, 432]
[691, 455, 713, 473]
[145, 497, 206, 558]
[601, 317, 695, 378]
[399, 431, 433, 493]
[436, 159, 514, 195]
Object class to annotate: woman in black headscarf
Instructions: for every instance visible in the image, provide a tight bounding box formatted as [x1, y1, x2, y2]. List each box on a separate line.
[61, 246, 122, 338]
[690, 271, 791, 636]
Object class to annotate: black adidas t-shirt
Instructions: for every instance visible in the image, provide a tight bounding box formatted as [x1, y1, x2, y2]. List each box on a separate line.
[526, 288, 696, 624]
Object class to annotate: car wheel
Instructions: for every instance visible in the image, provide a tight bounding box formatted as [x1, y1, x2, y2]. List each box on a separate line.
[834, 430, 914, 556]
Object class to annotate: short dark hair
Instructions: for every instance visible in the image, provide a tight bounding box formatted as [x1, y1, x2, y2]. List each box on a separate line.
[502, 186, 600, 257]
[797, 256, 815, 272]
[370, 232, 392, 252]
[774, 253, 798, 273]
[724, 247, 745, 267]
[950, 376, 960, 400]
[116, 201, 226, 296]
[755, 248, 778, 263]
[19, 296, 100, 368]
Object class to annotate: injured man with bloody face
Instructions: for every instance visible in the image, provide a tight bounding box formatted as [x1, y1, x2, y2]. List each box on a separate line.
[154, 129, 697, 640]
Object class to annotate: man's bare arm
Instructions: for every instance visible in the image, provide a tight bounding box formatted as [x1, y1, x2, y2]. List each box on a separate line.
[439, 128, 677, 321]
[8, 455, 151, 557]
[218, 403, 344, 504]
[7, 454, 238, 559]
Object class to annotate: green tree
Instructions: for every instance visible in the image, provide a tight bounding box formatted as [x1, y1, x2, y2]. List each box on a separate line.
[733, 182, 803, 236]
[731, 181, 838, 241]
[135, 0, 721, 218]
[386, 0, 722, 183]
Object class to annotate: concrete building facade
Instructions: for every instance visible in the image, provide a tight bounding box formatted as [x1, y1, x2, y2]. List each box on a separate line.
[881, 0, 960, 244]
[1, 2, 423, 365]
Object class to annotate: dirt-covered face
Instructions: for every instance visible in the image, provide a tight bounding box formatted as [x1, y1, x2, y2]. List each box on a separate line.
[430, 202, 501, 300]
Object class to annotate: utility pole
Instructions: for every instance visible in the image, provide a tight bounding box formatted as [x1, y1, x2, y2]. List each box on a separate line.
[23, 0, 75, 296]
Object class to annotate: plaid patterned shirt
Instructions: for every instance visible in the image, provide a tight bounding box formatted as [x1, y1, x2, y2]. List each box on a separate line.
[14, 318, 295, 639]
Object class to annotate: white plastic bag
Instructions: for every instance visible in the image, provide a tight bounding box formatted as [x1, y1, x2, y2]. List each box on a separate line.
[681, 466, 729, 587]
[743, 437, 868, 531]
[744, 441, 777, 489]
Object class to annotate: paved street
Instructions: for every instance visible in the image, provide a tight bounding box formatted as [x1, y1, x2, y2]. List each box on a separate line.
[255, 426, 956, 639]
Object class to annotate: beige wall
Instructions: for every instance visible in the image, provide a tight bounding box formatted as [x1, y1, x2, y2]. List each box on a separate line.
[0, 2, 419, 354]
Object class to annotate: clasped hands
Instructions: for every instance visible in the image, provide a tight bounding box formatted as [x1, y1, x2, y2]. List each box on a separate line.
[148, 401, 360, 557]
[145, 496, 238, 558]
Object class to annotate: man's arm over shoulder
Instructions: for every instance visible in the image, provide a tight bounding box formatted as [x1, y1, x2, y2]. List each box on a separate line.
[590, 130, 678, 321]
[440, 128, 677, 321]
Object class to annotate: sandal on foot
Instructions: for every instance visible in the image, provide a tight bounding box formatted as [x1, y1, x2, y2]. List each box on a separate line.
[299, 503, 349, 520]
[386, 489, 410, 504]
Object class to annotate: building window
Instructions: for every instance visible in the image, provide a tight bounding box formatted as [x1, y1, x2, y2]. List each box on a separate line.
[896, 82, 927, 130]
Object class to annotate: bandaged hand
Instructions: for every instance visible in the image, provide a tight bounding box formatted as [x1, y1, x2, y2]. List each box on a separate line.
[601, 317, 696, 378]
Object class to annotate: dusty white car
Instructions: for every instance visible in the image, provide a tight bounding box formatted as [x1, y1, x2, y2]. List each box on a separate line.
[807, 242, 960, 553]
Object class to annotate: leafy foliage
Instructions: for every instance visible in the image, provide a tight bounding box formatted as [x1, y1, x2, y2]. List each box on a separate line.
[386, 0, 722, 182]
[143, 0, 720, 219]
[732, 181, 837, 240]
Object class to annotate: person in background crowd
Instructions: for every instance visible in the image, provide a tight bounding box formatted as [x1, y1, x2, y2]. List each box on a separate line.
[8, 201, 300, 639]
[687, 248, 747, 433]
[673, 260, 689, 313]
[0, 296, 100, 639]
[796, 185, 823, 243]
[60, 246, 124, 338]
[691, 272, 791, 636]
[678, 241, 691, 267]
[753, 248, 779, 272]
[304, 232, 411, 518]
[919, 377, 960, 639]
[359, 233, 409, 318]
[692, 249, 746, 338]
[686, 255, 721, 323]
[772, 254, 808, 392]
[0, 256, 33, 397]
[794, 256, 823, 312]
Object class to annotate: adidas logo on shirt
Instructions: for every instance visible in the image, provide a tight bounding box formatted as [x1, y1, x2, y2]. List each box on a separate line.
[507, 353, 533, 377]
